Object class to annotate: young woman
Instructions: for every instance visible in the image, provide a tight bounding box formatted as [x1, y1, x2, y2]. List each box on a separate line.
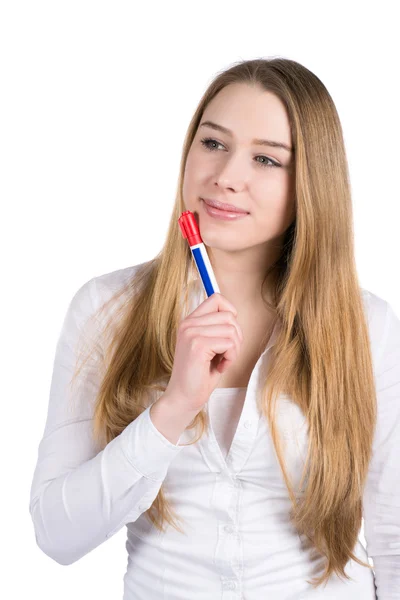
[29, 58, 400, 599]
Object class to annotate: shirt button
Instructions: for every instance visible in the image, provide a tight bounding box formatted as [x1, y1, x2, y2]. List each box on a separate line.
[223, 580, 238, 591]
[224, 524, 236, 534]
[244, 420, 252, 429]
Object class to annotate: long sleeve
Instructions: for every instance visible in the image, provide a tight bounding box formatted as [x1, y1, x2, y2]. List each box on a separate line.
[29, 276, 184, 566]
[363, 294, 400, 598]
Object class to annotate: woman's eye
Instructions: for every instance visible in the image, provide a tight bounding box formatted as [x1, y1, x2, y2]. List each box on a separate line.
[200, 137, 280, 168]
[200, 137, 222, 152]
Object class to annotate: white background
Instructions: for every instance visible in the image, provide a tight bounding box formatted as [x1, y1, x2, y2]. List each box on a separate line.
[1, 1, 399, 598]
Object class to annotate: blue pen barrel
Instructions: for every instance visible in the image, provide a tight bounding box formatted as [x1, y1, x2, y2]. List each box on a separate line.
[190, 243, 221, 297]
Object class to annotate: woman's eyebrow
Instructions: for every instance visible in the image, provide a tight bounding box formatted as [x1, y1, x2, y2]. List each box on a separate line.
[199, 120, 293, 153]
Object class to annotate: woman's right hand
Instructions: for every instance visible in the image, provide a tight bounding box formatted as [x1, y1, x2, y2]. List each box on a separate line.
[164, 292, 244, 414]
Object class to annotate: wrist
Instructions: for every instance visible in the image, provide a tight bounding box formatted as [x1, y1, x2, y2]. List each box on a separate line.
[150, 393, 199, 445]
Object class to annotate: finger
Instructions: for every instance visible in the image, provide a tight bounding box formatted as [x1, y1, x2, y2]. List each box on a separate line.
[186, 312, 243, 342]
[189, 292, 238, 319]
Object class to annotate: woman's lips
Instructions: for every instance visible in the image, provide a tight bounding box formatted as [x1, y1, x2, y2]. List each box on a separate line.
[201, 197, 249, 214]
[201, 199, 249, 221]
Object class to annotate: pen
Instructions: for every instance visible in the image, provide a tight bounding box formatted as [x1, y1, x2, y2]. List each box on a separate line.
[178, 210, 220, 297]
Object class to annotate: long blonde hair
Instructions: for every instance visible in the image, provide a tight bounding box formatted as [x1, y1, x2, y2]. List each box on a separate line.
[71, 57, 376, 589]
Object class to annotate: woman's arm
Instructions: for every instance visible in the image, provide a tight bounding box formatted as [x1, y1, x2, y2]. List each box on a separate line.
[363, 293, 400, 599]
[29, 276, 184, 566]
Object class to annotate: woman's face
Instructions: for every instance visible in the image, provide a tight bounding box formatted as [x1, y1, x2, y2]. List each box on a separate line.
[182, 82, 296, 253]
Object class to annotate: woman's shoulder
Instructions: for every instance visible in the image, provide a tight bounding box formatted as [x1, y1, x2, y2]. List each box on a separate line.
[75, 261, 148, 305]
[360, 286, 397, 326]
[93, 261, 148, 296]
[360, 286, 400, 369]
[64, 261, 150, 336]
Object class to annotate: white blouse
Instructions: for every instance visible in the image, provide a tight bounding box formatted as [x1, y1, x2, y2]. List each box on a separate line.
[29, 263, 400, 599]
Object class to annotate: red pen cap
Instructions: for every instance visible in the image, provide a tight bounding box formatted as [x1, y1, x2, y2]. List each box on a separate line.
[178, 211, 203, 246]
